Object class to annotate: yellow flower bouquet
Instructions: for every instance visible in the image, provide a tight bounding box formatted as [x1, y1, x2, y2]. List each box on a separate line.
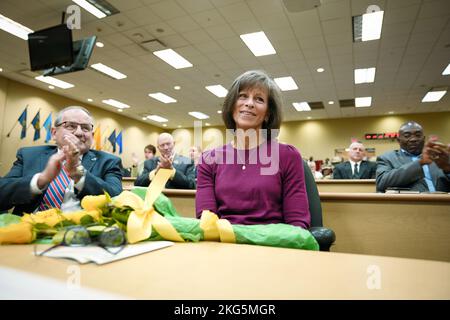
[0, 169, 319, 250]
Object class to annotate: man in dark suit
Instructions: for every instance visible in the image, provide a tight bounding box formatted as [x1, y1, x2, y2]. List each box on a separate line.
[376, 121, 450, 192]
[135, 133, 196, 189]
[0, 106, 123, 215]
[333, 142, 376, 179]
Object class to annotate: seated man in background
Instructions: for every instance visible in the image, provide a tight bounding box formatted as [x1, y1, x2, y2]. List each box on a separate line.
[333, 142, 376, 179]
[308, 161, 323, 179]
[189, 145, 202, 178]
[0, 106, 123, 215]
[131, 144, 156, 177]
[135, 132, 196, 189]
[376, 121, 450, 192]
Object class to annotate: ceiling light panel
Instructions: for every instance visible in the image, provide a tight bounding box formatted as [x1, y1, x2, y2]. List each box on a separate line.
[148, 92, 177, 103]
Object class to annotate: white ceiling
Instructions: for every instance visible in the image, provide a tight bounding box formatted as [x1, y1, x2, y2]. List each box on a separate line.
[0, 0, 449, 129]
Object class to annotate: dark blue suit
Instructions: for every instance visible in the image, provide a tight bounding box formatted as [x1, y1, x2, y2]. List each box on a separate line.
[0, 146, 123, 215]
[134, 154, 196, 189]
[333, 160, 377, 179]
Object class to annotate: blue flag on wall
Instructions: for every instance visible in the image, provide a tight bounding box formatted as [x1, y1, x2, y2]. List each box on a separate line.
[43, 112, 52, 143]
[18, 108, 27, 139]
[116, 130, 123, 154]
[108, 129, 116, 153]
[31, 110, 40, 141]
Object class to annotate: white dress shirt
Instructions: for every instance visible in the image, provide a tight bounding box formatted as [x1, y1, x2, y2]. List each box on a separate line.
[30, 152, 86, 212]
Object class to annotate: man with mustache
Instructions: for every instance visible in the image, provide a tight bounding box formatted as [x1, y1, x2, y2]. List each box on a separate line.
[0, 106, 123, 214]
[376, 121, 450, 192]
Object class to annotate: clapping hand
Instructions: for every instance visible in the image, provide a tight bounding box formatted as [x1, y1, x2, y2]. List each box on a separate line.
[423, 138, 450, 172]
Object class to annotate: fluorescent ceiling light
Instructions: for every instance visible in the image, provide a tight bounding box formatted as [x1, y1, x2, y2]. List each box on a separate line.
[102, 99, 130, 109]
[72, 0, 107, 18]
[148, 92, 177, 104]
[147, 115, 168, 123]
[442, 63, 450, 76]
[153, 49, 193, 69]
[292, 102, 311, 112]
[355, 96, 372, 107]
[354, 67, 376, 84]
[0, 14, 33, 40]
[188, 112, 209, 120]
[95, 42, 104, 48]
[316, 68, 324, 73]
[274, 76, 298, 91]
[205, 85, 228, 98]
[328, 101, 334, 105]
[362, 11, 384, 41]
[240, 31, 276, 57]
[90, 63, 127, 79]
[35, 76, 74, 89]
[422, 90, 447, 102]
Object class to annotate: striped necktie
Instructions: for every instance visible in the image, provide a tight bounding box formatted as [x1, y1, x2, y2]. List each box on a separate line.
[39, 167, 71, 210]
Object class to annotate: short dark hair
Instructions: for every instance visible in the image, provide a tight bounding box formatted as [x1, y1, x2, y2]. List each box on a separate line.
[222, 70, 283, 139]
[144, 144, 156, 154]
[54, 106, 93, 127]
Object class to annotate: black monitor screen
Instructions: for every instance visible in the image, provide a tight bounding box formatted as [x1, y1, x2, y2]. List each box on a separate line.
[28, 24, 73, 71]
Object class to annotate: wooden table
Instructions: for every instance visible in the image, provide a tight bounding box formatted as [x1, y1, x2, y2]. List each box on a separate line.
[0, 242, 449, 299]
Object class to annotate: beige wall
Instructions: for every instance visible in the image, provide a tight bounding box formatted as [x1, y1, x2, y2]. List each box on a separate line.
[1, 75, 449, 176]
[181, 112, 450, 160]
[0, 77, 162, 175]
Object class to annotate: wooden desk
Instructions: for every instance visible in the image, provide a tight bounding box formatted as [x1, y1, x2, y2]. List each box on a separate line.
[316, 179, 376, 193]
[0, 242, 448, 299]
[321, 193, 450, 261]
[133, 189, 450, 262]
[122, 178, 377, 193]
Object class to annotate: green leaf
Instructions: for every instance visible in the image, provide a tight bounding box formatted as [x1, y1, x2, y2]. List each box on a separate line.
[0, 213, 22, 227]
[33, 223, 52, 230]
[80, 215, 95, 225]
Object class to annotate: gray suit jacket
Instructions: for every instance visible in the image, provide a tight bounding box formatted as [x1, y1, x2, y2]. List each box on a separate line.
[134, 154, 196, 189]
[333, 160, 376, 179]
[376, 150, 450, 192]
[0, 145, 123, 214]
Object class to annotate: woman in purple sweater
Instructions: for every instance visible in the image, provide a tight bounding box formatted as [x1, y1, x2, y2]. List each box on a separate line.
[195, 70, 311, 229]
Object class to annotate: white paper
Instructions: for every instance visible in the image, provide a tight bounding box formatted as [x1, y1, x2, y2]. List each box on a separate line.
[35, 241, 174, 265]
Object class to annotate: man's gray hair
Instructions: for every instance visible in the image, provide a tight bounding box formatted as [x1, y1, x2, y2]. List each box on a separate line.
[54, 106, 93, 127]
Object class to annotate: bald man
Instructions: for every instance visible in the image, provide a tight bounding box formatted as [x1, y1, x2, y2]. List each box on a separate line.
[333, 142, 376, 179]
[134, 133, 196, 189]
[376, 121, 450, 192]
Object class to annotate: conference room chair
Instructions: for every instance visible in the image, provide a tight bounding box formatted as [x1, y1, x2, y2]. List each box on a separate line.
[303, 160, 336, 251]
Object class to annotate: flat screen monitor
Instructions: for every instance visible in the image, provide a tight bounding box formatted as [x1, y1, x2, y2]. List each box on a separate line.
[28, 24, 73, 71]
[43, 36, 97, 76]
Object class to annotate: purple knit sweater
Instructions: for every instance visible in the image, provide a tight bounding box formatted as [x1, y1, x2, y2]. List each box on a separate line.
[195, 141, 310, 229]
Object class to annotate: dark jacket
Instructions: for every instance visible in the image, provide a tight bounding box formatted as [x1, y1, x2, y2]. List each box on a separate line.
[134, 154, 196, 189]
[333, 160, 377, 179]
[0, 145, 123, 214]
[376, 150, 450, 192]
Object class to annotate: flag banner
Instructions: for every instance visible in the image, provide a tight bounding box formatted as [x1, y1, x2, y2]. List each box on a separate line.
[31, 110, 40, 141]
[18, 108, 27, 139]
[108, 129, 116, 153]
[93, 125, 102, 150]
[43, 112, 52, 143]
[116, 130, 123, 154]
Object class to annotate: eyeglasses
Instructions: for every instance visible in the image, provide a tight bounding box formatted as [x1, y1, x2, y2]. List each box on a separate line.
[56, 121, 93, 133]
[35, 226, 127, 256]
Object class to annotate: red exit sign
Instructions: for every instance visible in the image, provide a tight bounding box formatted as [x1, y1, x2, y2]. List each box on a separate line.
[365, 132, 399, 140]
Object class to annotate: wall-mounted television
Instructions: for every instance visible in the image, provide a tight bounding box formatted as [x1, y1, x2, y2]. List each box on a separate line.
[43, 36, 97, 76]
[28, 24, 73, 71]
